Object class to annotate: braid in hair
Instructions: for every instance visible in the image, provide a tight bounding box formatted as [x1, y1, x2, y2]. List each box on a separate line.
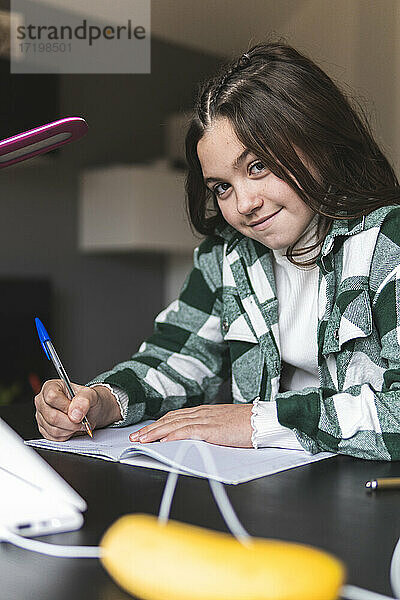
[200, 52, 252, 127]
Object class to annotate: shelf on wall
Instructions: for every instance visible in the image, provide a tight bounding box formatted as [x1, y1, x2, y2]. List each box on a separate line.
[78, 161, 198, 253]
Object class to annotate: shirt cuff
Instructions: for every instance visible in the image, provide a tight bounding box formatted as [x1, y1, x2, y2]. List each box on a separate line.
[88, 383, 129, 425]
[251, 399, 304, 450]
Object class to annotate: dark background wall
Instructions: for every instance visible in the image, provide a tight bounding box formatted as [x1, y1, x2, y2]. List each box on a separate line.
[0, 37, 221, 396]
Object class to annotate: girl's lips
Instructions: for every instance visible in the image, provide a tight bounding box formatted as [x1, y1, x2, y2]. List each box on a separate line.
[249, 208, 283, 231]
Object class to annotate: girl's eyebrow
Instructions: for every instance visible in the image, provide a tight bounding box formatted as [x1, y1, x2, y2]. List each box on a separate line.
[203, 149, 252, 185]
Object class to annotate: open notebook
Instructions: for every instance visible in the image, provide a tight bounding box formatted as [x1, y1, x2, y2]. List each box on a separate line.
[26, 420, 335, 485]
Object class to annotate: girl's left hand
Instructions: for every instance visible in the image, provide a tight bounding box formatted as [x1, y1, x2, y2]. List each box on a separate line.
[129, 404, 253, 448]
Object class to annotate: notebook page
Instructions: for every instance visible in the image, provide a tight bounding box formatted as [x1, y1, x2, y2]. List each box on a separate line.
[121, 454, 187, 476]
[26, 420, 155, 460]
[123, 439, 335, 485]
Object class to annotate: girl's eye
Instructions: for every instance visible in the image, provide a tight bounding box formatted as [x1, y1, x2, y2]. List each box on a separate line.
[213, 182, 231, 197]
[249, 161, 267, 175]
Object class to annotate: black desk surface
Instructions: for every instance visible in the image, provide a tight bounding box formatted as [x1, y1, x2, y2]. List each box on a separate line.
[1, 402, 400, 600]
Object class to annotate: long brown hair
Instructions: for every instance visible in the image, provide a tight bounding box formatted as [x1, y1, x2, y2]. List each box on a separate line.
[185, 42, 400, 265]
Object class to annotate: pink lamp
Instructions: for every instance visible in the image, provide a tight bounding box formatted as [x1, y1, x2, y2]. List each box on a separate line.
[0, 117, 88, 169]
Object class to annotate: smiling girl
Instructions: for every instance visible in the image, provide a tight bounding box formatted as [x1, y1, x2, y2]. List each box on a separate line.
[35, 42, 400, 459]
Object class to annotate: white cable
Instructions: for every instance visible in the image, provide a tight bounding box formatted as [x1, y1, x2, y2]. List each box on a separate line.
[341, 584, 395, 600]
[340, 532, 400, 600]
[0, 525, 102, 559]
[390, 536, 400, 598]
[158, 441, 251, 546]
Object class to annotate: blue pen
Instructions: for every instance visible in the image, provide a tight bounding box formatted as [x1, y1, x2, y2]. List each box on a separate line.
[35, 317, 93, 438]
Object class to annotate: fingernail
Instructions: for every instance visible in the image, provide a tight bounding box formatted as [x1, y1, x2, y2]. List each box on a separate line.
[71, 409, 83, 422]
[139, 434, 147, 442]
[130, 433, 139, 441]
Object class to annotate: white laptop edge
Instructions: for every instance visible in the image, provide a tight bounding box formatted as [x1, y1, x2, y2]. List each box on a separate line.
[0, 417, 86, 538]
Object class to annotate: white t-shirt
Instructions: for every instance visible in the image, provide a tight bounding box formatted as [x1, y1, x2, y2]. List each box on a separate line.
[251, 216, 320, 450]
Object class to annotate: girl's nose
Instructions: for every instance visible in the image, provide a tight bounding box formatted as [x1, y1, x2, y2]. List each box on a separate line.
[236, 191, 263, 215]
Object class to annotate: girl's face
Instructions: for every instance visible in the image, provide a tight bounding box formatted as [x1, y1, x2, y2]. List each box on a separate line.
[197, 118, 315, 250]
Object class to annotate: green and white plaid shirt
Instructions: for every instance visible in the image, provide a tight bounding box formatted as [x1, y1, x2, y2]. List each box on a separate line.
[89, 204, 400, 460]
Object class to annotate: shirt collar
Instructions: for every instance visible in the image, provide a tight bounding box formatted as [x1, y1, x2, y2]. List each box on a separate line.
[214, 224, 244, 253]
[320, 214, 365, 256]
[320, 205, 400, 256]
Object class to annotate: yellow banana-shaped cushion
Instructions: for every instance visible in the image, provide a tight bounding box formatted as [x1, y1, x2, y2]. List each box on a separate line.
[100, 514, 345, 600]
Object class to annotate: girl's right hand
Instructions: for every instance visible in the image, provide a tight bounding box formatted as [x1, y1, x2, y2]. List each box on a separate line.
[34, 379, 122, 441]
